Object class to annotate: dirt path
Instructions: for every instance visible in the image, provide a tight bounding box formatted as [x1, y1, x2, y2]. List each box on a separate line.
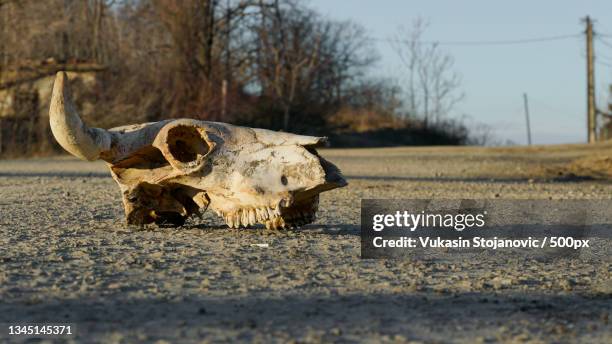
[0, 144, 611, 343]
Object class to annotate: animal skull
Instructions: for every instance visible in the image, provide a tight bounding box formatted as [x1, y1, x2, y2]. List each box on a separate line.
[49, 72, 347, 229]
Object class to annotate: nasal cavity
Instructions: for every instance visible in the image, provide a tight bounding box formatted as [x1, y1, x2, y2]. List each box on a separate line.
[167, 126, 210, 163]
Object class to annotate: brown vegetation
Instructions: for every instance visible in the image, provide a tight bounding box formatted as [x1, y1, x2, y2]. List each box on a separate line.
[0, 0, 478, 157]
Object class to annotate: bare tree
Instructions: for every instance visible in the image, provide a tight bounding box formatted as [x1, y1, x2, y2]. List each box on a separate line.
[392, 18, 463, 126]
[151, 0, 262, 119]
[312, 20, 377, 105]
[253, 0, 324, 130]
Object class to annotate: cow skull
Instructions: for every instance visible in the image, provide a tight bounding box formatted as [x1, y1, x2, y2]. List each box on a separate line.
[49, 72, 347, 229]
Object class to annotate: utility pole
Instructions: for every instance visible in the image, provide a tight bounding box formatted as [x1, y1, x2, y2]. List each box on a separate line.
[523, 93, 532, 145]
[585, 16, 597, 143]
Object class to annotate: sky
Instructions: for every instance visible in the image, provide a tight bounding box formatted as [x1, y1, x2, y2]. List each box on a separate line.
[309, 0, 612, 145]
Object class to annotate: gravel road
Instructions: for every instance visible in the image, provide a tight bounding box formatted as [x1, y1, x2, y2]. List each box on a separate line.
[0, 144, 611, 343]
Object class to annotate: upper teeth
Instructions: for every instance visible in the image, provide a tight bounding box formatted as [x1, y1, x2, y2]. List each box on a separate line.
[218, 197, 318, 230]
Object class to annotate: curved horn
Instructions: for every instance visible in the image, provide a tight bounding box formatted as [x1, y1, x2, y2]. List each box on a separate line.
[49, 71, 112, 161]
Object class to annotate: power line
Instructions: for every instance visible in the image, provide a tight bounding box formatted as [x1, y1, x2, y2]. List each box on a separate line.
[597, 36, 612, 50]
[528, 95, 579, 118]
[373, 33, 581, 46]
[598, 52, 612, 62]
[580, 53, 612, 67]
[596, 59, 612, 68]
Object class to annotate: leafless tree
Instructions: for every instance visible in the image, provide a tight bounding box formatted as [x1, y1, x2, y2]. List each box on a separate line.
[248, 0, 377, 130]
[392, 18, 464, 126]
[253, 0, 324, 130]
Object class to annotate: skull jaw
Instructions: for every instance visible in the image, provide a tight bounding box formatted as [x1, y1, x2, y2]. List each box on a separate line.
[115, 165, 344, 229]
[121, 185, 320, 230]
[113, 164, 337, 229]
[117, 167, 346, 229]
[209, 194, 320, 230]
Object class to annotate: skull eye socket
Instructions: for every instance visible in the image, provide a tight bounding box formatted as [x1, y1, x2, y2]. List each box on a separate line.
[169, 139, 195, 163]
[154, 122, 215, 174]
[167, 126, 210, 163]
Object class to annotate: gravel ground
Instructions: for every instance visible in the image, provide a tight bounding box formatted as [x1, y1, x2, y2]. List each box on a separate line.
[0, 144, 611, 343]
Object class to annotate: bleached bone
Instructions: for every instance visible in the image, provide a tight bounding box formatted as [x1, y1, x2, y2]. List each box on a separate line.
[49, 72, 113, 161]
[49, 72, 347, 229]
